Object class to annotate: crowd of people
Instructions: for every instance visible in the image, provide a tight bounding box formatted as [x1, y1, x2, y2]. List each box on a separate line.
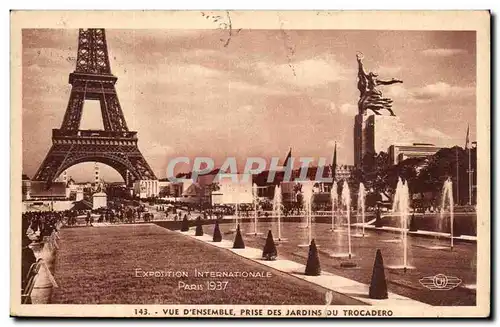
[62, 206, 155, 226]
[21, 210, 64, 301]
[22, 211, 64, 242]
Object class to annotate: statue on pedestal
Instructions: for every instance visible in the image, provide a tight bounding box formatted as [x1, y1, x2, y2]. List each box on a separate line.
[357, 52, 403, 116]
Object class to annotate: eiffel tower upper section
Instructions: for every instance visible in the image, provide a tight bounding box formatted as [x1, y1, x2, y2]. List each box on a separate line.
[60, 28, 128, 132]
[75, 28, 112, 75]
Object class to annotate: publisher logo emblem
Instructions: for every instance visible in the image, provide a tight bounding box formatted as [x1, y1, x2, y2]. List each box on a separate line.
[419, 274, 462, 290]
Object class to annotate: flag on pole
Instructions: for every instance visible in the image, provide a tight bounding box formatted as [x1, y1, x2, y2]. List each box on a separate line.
[283, 147, 292, 167]
[283, 147, 294, 180]
[465, 124, 470, 149]
[330, 142, 337, 180]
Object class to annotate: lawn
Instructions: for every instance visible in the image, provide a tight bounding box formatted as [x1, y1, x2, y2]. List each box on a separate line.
[51, 224, 342, 305]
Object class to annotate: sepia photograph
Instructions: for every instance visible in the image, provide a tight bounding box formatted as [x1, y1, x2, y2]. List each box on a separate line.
[10, 10, 490, 318]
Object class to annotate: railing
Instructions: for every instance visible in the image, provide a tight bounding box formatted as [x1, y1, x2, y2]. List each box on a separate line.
[53, 129, 137, 139]
[21, 260, 41, 304]
[69, 72, 117, 84]
[72, 87, 116, 94]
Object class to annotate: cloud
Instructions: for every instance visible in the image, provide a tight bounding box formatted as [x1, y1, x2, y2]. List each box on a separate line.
[328, 102, 337, 114]
[313, 100, 356, 116]
[383, 82, 474, 102]
[376, 65, 402, 75]
[144, 142, 175, 157]
[133, 61, 285, 101]
[384, 84, 408, 98]
[416, 127, 452, 140]
[227, 81, 286, 95]
[326, 139, 344, 149]
[238, 105, 253, 113]
[183, 48, 237, 60]
[339, 103, 357, 115]
[421, 48, 467, 57]
[171, 64, 223, 80]
[411, 82, 474, 101]
[327, 140, 336, 148]
[257, 55, 351, 88]
[25, 63, 42, 72]
[23, 48, 75, 68]
[133, 63, 227, 97]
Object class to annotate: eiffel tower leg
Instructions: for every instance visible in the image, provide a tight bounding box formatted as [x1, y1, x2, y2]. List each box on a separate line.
[33, 145, 69, 185]
[127, 153, 157, 181]
[102, 93, 128, 132]
[60, 91, 84, 131]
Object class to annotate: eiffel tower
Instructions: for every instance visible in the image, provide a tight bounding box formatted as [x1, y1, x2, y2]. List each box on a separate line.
[33, 29, 156, 187]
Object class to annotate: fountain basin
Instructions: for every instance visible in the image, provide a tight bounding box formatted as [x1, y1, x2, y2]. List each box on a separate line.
[297, 243, 321, 248]
[246, 232, 263, 236]
[381, 239, 402, 243]
[351, 233, 368, 238]
[340, 261, 358, 268]
[414, 244, 451, 250]
[386, 265, 416, 272]
[329, 252, 353, 259]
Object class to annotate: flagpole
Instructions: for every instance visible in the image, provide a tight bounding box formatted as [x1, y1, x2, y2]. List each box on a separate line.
[455, 147, 459, 205]
[332, 142, 337, 190]
[468, 146, 472, 205]
[465, 124, 472, 206]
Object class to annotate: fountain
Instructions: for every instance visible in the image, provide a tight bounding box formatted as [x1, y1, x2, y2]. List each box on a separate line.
[441, 178, 455, 249]
[298, 181, 315, 247]
[342, 180, 352, 258]
[329, 181, 340, 232]
[387, 177, 414, 271]
[230, 185, 240, 233]
[415, 178, 455, 251]
[352, 182, 366, 237]
[247, 183, 263, 236]
[330, 180, 353, 259]
[272, 185, 286, 241]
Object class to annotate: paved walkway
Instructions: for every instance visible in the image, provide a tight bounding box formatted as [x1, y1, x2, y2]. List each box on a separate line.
[362, 224, 477, 242]
[177, 229, 430, 307]
[89, 222, 149, 227]
[80, 218, 476, 242]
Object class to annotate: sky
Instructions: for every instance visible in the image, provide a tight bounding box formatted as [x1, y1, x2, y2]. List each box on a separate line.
[22, 29, 476, 182]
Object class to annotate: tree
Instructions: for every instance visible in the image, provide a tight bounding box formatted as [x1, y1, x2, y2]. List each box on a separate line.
[368, 151, 392, 201]
[232, 224, 245, 249]
[353, 146, 474, 208]
[350, 151, 390, 208]
[416, 146, 468, 205]
[212, 220, 222, 242]
[362, 151, 377, 174]
[180, 215, 189, 232]
[369, 249, 388, 299]
[262, 230, 278, 260]
[304, 239, 321, 276]
[195, 217, 204, 236]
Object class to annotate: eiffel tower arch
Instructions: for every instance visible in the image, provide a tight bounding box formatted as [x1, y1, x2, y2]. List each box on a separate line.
[33, 29, 157, 187]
